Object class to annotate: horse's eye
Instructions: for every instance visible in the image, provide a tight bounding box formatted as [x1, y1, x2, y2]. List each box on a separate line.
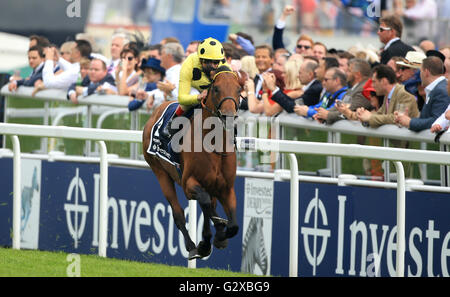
[214, 86, 219, 93]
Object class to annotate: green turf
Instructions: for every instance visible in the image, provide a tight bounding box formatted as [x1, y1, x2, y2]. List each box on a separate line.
[0, 247, 256, 277]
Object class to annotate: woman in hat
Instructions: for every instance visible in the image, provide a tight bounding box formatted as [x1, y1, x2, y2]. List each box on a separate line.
[128, 57, 166, 111]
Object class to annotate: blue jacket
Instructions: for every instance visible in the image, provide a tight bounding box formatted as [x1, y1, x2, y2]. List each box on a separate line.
[409, 79, 450, 131]
[306, 86, 348, 118]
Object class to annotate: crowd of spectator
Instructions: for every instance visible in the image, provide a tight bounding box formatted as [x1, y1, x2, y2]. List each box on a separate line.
[4, 5, 450, 161]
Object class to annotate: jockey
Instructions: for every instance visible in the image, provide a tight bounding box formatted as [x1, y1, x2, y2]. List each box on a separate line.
[161, 37, 230, 138]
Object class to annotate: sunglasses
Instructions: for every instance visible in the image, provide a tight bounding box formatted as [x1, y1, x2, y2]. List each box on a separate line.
[123, 56, 135, 61]
[378, 26, 392, 32]
[297, 44, 311, 50]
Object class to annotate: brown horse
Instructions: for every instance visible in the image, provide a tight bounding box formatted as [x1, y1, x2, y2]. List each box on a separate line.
[142, 70, 241, 260]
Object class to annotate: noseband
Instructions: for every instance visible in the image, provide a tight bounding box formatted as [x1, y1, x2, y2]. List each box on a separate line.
[201, 71, 239, 156]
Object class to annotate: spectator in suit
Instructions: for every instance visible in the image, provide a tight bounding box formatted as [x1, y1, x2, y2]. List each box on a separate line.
[266, 60, 322, 113]
[323, 59, 373, 125]
[8, 46, 45, 91]
[272, 5, 295, 51]
[67, 56, 117, 104]
[356, 64, 419, 127]
[430, 78, 450, 133]
[295, 67, 348, 120]
[245, 44, 274, 114]
[395, 57, 449, 131]
[378, 15, 415, 64]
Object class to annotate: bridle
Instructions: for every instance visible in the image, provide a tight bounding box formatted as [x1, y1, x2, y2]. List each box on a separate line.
[201, 71, 240, 156]
[201, 71, 239, 119]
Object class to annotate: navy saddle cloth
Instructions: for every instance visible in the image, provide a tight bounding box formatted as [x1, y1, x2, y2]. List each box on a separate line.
[147, 102, 199, 170]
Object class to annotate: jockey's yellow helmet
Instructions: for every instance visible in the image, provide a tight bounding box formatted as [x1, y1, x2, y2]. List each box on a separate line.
[197, 37, 225, 61]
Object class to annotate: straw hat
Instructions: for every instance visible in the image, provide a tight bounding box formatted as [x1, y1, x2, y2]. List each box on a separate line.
[396, 51, 426, 69]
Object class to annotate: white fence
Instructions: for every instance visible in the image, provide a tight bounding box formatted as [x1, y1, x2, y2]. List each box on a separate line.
[2, 123, 450, 277]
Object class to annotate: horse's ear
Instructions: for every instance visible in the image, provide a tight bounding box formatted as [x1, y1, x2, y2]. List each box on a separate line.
[236, 70, 248, 88]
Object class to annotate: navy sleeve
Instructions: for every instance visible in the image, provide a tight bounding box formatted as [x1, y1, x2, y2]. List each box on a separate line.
[272, 26, 285, 50]
[270, 91, 296, 113]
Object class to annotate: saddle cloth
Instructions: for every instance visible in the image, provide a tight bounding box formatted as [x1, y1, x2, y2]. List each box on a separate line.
[147, 102, 181, 168]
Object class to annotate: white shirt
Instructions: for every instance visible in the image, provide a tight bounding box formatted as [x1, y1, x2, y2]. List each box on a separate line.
[108, 59, 121, 79]
[425, 76, 446, 104]
[147, 63, 182, 107]
[42, 58, 79, 90]
[432, 103, 450, 131]
[384, 37, 400, 50]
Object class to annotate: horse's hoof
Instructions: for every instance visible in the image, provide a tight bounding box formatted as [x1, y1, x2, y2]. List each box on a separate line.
[197, 241, 212, 258]
[188, 248, 202, 260]
[213, 236, 228, 249]
[226, 225, 239, 238]
[211, 216, 228, 227]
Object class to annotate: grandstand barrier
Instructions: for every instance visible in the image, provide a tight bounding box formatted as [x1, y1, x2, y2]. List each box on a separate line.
[2, 123, 450, 276]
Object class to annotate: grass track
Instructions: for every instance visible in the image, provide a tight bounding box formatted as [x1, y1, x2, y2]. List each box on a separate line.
[0, 247, 255, 277]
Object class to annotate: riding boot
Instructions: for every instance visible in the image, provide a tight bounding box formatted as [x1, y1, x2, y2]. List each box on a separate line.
[161, 112, 178, 139]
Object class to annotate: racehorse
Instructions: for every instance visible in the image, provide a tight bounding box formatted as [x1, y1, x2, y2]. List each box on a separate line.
[142, 69, 241, 260]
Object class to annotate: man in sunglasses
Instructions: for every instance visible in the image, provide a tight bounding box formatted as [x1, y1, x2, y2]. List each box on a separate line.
[295, 35, 314, 57]
[378, 15, 414, 65]
[160, 37, 229, 139]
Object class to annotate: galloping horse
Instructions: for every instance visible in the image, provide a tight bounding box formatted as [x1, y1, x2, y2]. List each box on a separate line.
[142, 69, 241, 260]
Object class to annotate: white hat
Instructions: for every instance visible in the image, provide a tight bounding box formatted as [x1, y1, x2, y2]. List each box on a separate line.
[396, 51, 427, 69]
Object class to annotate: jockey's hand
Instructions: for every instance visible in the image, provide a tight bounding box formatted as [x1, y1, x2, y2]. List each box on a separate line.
[198, 90, 208, 102]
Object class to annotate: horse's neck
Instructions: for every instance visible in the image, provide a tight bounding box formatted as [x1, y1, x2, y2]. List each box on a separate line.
[190, 110, 234, 154]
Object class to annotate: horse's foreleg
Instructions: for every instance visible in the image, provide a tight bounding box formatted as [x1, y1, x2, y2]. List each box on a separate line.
[211, 197, 229, 249]
[185, 178, 213, 258]
[219, 189, 239, 239]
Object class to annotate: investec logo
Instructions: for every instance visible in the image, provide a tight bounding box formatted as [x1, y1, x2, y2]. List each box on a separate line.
[300, 188, 450, 277]
[63, 169, 199, 258]
[64, 168, 89, 249]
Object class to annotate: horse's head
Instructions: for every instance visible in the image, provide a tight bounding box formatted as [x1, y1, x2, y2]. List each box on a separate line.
[201, 67, 241, 129]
